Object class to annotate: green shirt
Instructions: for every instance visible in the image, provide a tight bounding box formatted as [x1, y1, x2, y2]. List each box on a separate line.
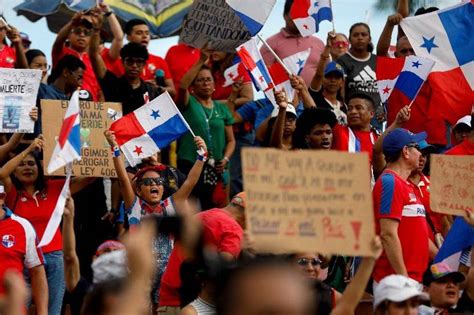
[178, 96, 234, 163]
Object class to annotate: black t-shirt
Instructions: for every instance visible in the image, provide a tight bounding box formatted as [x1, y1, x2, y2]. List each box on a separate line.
[309, 89, 347, 125]
[449, 290, 474, 314]
[99, 71, 160, 115]
[61, 277, 91, 315]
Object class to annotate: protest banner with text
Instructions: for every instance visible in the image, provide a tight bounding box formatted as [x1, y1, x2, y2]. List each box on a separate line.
[179, 0, 252, 52]
[0, 68, 42, 133]
[430, 154, 474, 216]
[42, 100, 122, 178]
[242, 148, 376, 257]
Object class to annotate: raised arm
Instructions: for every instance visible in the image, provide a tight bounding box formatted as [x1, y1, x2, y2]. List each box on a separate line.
[311, 33, 332, 91]
[0, 136, 44, 193]
[62, 194, 80, 292]
[291, 75, 316, 109]
[331, 237, 383, 315]
[269, 89, 289, 149]
[89, 9, 107, 80]
[52, 12, 83, 62]
[177, 45, 212, 109]
[104, 130, 136, 209]
[6, 26, 28, 69]
[172, 137, 207, 204]
[99, 3, 123, 60]
[373, 106, 410, 177]
[376, 14, 402, 57]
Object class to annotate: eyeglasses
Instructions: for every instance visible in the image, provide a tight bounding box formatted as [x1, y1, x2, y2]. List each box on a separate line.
[194, 77, 213, 84]
[406, 143, 421, 151]
[297, 258, 322, 267]
[332, 41, 349, 48]
[71, 28, 92, 36]
[124, 57, 146, 67]
[139, 177, 165, 186]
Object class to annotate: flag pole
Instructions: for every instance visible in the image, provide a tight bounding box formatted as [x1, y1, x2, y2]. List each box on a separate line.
[329, 0, 336, 33]
[257, 34, 293, 76]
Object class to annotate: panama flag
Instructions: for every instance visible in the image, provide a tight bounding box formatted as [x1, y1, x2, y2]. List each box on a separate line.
[47, 90, 81, 174]
[236, 37, 274, 91]
[376, 56, 434, 104]
[223, 62, 247, 87]
[110, 92, 192, 166]
[400, 1, 474, 127]
[226, 0, 276, 36]
[290, 0, 333, 37]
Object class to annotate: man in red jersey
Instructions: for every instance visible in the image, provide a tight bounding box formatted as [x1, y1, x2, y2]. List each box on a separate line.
[372, 128, 430, 285]
[446, 113, 474, 155]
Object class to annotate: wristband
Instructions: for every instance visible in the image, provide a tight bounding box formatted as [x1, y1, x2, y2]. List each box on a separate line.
[196, 148, 208, 162]
[112, 146, 121, 157]
[104, 10, 113, 17]
[223, 156, 230, 163]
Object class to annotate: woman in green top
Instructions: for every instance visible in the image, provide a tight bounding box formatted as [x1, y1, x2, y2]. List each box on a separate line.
[176, 47, 236, 210]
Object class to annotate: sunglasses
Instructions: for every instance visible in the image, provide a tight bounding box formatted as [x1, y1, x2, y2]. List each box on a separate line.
[139, 177, 165, 186]
[297, 258, 322, 267]
[332, 41, 349, 48]
[406, 142, 421, 151]
[71, 28, 92, 36]
[124, 57, 146, 67]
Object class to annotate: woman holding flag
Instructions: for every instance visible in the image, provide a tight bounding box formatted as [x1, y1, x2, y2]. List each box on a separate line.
[104, 130, 207, 308]
[0, 135, 95, 315]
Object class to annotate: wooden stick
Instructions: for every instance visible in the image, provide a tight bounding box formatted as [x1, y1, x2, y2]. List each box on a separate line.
[0, 17, 11, 30]
[329, 0, 336, 33]
[257, 34, 293, 76]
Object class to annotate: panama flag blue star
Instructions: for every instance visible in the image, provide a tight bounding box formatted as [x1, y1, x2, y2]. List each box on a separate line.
[150, 109, 160, 120]
[296, 58, 305, 68]
[411, 60, 422, 68]
[420, 36, 438, 54]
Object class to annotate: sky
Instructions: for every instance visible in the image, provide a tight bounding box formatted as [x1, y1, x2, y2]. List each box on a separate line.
[1, 0, 459, 65]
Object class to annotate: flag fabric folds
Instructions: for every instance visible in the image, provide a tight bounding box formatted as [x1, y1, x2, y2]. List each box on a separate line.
[290, 0, 333, 37]
[110, 92, 192, 167]
[400, 2, 474, 130]
[225, 0, 276, 36]
[223, 62, 248, 87]
[47, 90, 81, 174]
[376, 56, 434, 104]
[236, 38, 274, 92]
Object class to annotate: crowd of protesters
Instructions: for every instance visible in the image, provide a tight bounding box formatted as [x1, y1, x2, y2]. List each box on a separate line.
[0, 0, 473, 314]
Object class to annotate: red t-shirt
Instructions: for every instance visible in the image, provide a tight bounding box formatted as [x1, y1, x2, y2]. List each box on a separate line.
[52, 45, 101, 101]
[410, 175, 444, 241]
[332, 124, 378, 164]
[6, 179, 66, 254]
[165, 44, 201, 98]
[0, 45, 16, 68]
[141, 54, 172, 82]
[212, 67, 251, 101]
[0, 210, 43, 296]
[372, 170, 429, 282]
[101, 47, 124, 78]
[445, 138, 474, 155]
[159, 208, 243, 307]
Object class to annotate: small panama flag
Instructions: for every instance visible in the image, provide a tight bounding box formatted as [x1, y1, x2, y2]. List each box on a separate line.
[47, 90, 81, 174]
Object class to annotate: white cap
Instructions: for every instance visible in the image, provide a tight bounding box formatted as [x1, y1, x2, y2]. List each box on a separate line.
[374, 275, 428, 309]
[0, 185, 4, 194]
[454, 115, 471, 128]
[271, 104, 297, 118]
[91, 249, 128, 284]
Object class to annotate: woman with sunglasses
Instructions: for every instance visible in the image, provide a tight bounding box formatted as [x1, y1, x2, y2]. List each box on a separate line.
[0, 136, 95, 315]
[105, 131, 207, 308]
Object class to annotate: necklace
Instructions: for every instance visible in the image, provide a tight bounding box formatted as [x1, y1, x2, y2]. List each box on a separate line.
[198, 100, 214, 123]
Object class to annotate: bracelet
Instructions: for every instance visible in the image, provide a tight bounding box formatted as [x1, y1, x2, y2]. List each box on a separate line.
[223, 156, 230, 163]
[104, 10, 113, 17]
[111, 146, 121, 157]
[196, 150, 208, 162]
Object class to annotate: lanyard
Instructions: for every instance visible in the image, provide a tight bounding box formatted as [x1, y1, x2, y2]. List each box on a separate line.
[197, 102, 215, 157]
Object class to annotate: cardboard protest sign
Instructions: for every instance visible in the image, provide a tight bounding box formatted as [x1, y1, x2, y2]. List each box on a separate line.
[242, 148, 376, 257]
[430, 154, 474, 215]
[42, 100, 122, 178]
[0, 68, 42, 133]
[179, 0, 252, 52]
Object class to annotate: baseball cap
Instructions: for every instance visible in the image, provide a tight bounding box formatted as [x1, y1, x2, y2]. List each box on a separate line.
[324, 61, 345, 77]
[271, 103, 297, 118]
[230, 192, 246, 209]
[422, 262, 465, 286]
[453, 115, 472, 130]
[374, 275, 429, 309]
[382, 128, 427, 156]
[20, 32, 31, 45]
[91, 249, 128, 284]
[418, 140, 436, 154]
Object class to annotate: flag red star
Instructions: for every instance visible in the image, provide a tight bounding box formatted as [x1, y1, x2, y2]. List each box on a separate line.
[133, 146, 143, 155]
[303, 24, 309, 30]
[382, 86, 391, 94]
[259, 76, 264, 83]
[228, 72, 235, 79]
